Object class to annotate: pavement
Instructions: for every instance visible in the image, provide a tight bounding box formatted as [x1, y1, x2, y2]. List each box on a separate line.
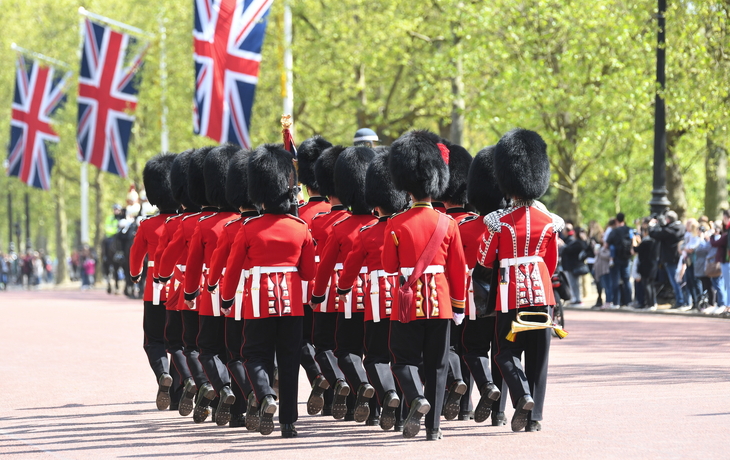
[1, 288, 730, 459]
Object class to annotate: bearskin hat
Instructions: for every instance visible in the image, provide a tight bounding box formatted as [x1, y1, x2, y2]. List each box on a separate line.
[226, 149, 254, 210]
[170, 149, 197, 210]
[494, 128, 550, 200]
[188, 146, 215, 207]
[334, 146, 375, 215]
[143, 152, 178, 214]
[467, 146, 507, 215]
[297, 135, 332, 191]
[389, 129, 449, 200]
[434, 142, 472, 205]
[314, 145, 347, 198]
[248, 144, 297, 214]
[204, 144, 239, 208]
[366, 148, 409, 215]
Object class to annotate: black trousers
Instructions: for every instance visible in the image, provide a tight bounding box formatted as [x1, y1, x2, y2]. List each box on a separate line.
[143, 300, 169, 380]
[448, 322, 473, 412]
[335, 312, 369, 389]
[198, 315, 231, 392]
[181, 309, 208, 387]
[389, 319, 449, 431]
[165, 309, 191, 384]
[461, 316, 507, 412]
[243, 316, 303, 424]
[301, 306, 321, 383]
[494, 307, 551, 421]
[225, 317, 249, 415]
[313, 311, 345, 384]
[363, 319, 397, 404]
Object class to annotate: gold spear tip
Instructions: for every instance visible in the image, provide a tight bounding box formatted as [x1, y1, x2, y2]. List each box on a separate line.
[280, 114, 292, 129]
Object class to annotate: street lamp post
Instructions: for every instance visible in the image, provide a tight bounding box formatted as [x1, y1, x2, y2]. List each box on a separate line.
[649, 0, 671, 216]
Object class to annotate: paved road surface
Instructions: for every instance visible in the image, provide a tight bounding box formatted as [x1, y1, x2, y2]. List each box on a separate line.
[1, 289, 729, 459]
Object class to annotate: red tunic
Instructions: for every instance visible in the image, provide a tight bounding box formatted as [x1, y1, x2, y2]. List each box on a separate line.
[458, 214, 485, 319]
[159, 210, 216, 310]
[382, 204, 467, 321]
[129, 213, 174, 302]
[445, 207, 474, 223]
[184, 211, 239, 316]
[476, 204, 562, 311]
[220, 213, 316, 319]
[153, 213, 187, 311]
[299, 197, 330, 224]
[311, 214, 377, 313]
[337, 217, 398, 322]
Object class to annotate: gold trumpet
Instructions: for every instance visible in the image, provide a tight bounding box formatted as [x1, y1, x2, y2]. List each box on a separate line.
[505, 311, 568, 342]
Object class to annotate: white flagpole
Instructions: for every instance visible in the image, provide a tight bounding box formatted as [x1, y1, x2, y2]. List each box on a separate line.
[283, 0, 294, 124]
[77, 14, 90, 246]
[78, 7, 154, 39]
[10, 43, 72, 69]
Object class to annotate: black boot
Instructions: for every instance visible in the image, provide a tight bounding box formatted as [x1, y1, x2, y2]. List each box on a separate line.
[353, 383, 375, 423]
[258, 395, 277, 436]
[214, 385, 236, 426]
[402, 397, 431, 439]
[155, 373, 173, 411]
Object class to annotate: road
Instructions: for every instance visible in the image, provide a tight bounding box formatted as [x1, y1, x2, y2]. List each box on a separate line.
[1, 289, 729, 459]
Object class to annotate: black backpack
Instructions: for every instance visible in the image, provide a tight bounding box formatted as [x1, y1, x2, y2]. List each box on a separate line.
[615, 228, 633, 260]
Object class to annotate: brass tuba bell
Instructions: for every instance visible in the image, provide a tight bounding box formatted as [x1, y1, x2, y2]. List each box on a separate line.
[506, 311, 568, 342]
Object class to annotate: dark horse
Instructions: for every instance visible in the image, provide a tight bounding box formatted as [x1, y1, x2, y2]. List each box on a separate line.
[101, 220, 143, 298]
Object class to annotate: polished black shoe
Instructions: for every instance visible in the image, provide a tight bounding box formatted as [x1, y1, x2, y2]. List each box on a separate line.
[245, 392, 260, 431]
[394, 421, 404, 432]
[156, 373, 173, 410]
[344, 410, 355, 421]
[353, 383, 375, 423]
[402, 397, 431, 439]
[281, 423, 298, 438]
[331, 379, 350, 420]
[474, 382, 501, 423]
[491, 411, 507, 426]
[229, 414, 246, 428]
[426, 428, 443, 441]
[511, 395, 534, 432]
[442, 380, 467, 421]
[366, 415, 380, 426]
[321, 404, 333, 417]
[214, 385, 236, 426]
[179, 377, 197, 416]
[193, 383, 216, 423]
[258, 395, 277, 436]
[169, 402, 179, 412]
[379, 390, 400, 431]
[458, 410, 474, 421]
[307, 374, 330, 415]
[526, 420, 542, 432]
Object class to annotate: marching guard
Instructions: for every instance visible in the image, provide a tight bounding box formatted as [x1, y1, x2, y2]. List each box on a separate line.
[220, 144, 316, 438]
[129, 152, 178, 410]
[383, 130, 467, 440]
[475, 129, 563, 432]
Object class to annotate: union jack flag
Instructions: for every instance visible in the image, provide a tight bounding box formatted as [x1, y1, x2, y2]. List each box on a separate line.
[194, 0, 274, 148]
[7, 55, 71, 190]
[77, 18, 147, 177]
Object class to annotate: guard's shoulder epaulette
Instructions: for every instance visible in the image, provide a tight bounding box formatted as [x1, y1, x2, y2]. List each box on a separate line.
[359, 221, 380, 232]
[389, 208, 409, 220]
[332, 215, 351, 227]
[224, 217, 243, 227]
[242, 214, 264, 225]
[298, 201, 306, 209]
[165, 214, 181, 223]
[198, 213, 218, 222]
[484, 208, 511, 232]
[550, 213, 565, 233]
[311, 211, 330, 221]
[182, 212, 202, 221]
[285, 214, 307, 225]
[459, 214, 479, 226]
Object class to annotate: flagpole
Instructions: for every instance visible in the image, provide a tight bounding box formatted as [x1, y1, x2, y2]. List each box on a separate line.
[283, 0, 294, 124]
[10, 43, 71, 69]
[77, 14, 90, 246]
[78, 7, 154, 39]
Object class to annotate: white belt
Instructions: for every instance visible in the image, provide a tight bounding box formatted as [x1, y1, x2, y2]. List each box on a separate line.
[335, 263, 344, 271]
[251, 266, 298, 318]
[153, 282, 163, 305]
[234, 269, 248, 320]
[369, 270, 397, 323]
[147, 261, 155, 267]
[401, 265, 444, 277]
[176, 264, 186, 273]
[315, 255, 320, 263]
[342, 266, 368, 319]
[499, 256, 544, 313]
[467, 267, 476, 320]
[211, 289, 221, 317]
[302, 280, 309, 304]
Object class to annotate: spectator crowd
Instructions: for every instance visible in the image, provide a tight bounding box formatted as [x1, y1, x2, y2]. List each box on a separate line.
[559, 210, 730, 315]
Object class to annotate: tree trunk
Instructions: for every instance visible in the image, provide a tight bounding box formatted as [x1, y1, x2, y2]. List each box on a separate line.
[355, 63, 367, 129]
[449, 52, 464, 145]
[54, 176, 68, 285]
[705, 133, 728, 221]
[551, 144, 582, 225]
[665, 130, 688, 220]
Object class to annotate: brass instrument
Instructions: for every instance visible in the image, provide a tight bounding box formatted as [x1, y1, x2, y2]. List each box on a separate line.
[505, 311, 568, 342]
